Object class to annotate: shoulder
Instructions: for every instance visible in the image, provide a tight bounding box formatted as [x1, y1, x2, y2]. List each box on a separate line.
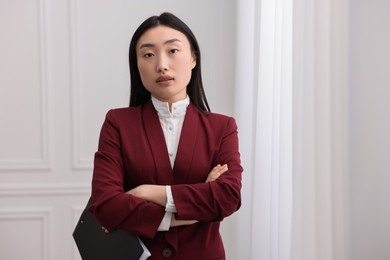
[105, 106, 142, 119]
[107, 106, 141, 115]
[190, 104, 238, 131]
[102, 106, 143, 128]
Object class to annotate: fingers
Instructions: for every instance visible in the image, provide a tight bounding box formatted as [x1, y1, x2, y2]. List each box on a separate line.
[205, 164, 228, 183]
[170, 214, 199, 227]
[102, 226, 109, 233]
[210, 164, 228, 175]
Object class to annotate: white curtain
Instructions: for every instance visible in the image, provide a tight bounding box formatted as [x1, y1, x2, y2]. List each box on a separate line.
[233, 0, 292, 259]
[233, 0, 349, 259]
[292, 0, 350, 260]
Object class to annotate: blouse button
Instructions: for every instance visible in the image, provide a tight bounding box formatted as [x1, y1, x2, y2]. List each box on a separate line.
[162, 247, 173, 258]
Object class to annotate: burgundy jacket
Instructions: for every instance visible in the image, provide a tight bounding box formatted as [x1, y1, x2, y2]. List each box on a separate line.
[90, 100, 243, 260]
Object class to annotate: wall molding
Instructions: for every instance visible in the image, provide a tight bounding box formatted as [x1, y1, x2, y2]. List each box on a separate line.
[0, 207, 51, 260]
[68, 0, 94, 170]
[0, 0, 50, 171]
[0, 183, 90, 197]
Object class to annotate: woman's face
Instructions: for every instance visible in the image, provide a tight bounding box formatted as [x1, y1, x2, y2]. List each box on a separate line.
[136, 25, 196, 103]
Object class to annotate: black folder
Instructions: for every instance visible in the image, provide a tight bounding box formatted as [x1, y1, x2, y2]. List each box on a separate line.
[73, 197, 143, 260]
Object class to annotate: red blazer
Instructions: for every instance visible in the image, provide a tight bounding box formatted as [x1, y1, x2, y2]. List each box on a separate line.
[90, 100, 242, 260]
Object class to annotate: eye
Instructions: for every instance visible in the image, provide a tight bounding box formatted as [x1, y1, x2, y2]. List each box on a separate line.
[143, 53, 155, 58]
[169, 49, 179, 54]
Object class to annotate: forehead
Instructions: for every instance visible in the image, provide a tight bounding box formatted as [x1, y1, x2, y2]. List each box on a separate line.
[136, 25, 190, 48]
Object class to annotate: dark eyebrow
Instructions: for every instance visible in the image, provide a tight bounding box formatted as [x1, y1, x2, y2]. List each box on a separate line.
[139, 38, 181, 49]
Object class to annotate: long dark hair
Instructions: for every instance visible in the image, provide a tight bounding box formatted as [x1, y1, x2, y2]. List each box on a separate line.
[128, 12, 210, 112]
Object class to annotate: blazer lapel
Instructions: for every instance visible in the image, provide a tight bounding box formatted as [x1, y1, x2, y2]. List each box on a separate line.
[143, 101, 180, 253]
[172, 104, 199, 183]
[142, 101, 173, 184]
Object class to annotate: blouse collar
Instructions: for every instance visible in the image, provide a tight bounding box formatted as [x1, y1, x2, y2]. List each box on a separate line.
[151, 96, 190, 119]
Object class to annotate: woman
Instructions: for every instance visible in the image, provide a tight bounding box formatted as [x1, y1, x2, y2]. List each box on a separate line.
[90, 12, 243, 259]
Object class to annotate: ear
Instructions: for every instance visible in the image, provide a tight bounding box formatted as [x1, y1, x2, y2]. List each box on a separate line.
[191, 53, 197, 69]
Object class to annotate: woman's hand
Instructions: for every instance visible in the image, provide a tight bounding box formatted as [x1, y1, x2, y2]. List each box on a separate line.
[170, 214, 198, 227]
[126, 164, 229, 203]
[126, 163, 228, 227]
[126, 184, 167, 207]
[205, 164, 228, 182]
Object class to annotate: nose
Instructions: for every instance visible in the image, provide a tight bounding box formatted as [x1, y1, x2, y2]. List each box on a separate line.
[156, 55, 169, 72]
[157, 65, 168, 72]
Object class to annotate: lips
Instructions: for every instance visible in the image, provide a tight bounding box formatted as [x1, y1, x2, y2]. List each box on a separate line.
[156, 75, 174, 83]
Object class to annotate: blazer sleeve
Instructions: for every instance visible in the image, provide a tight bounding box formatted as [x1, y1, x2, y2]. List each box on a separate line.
[89, 110, 165, 238]
[171, 117, 243, 222]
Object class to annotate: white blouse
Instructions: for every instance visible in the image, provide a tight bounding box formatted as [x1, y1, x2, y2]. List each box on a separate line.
[151, 96, 190, 231]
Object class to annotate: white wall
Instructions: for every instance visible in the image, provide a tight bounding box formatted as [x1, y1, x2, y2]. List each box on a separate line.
[349, 0, 390, 259]
[0, 1, 237, 259]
